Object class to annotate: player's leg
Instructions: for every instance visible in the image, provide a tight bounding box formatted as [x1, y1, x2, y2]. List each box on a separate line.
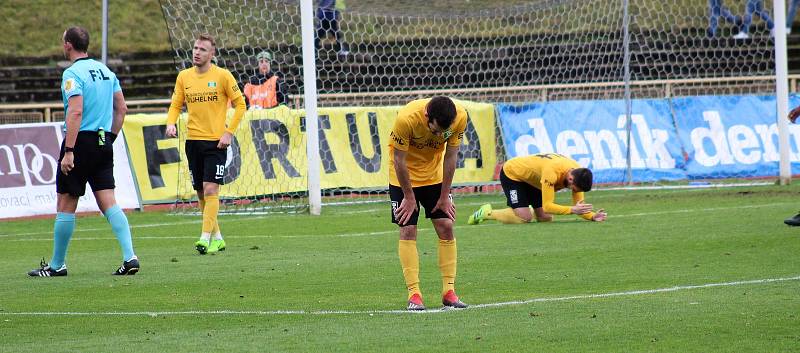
[203, 141, 227, 253]
[94, 189, 139, 275]
[391, 184, 424, 310]
[29, 139, 85, 277]
[423, 184, 467, 308]
[529, 186, 551, 222]
[186, 141, 210, 254]
[476, 169, 530, 224]
[28, 193, 79, 277]
[89, 136, 139, 274]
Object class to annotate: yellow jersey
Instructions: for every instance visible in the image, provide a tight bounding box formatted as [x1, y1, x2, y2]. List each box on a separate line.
[503, 153, 594, 220]
[167, 65, 246, 140]
[388, 98, 467, 187]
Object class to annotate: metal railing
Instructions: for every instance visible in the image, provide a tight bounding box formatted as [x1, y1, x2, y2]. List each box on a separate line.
[1, 75, 798, 124]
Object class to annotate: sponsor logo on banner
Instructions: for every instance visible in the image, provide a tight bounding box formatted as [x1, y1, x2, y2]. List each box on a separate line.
[498, 95, 800, 183]
[122, 101, 497, 203]
[0, 123, 140, 219]
[0, 126, 60, 188]
[498, 99, 686, 184]
[673, 95, 800, 178]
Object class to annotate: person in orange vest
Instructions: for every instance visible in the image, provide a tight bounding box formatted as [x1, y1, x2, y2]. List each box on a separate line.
[243, 51, 287, 109]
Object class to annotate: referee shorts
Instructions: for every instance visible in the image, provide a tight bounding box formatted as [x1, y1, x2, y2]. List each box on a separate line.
[56, 130, 117, 197]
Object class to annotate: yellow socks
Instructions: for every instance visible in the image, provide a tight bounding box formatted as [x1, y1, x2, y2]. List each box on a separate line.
[201, 195, 220, 234]
[398, 240, 421, 299]
[488, 208, 528, 224]
[198, 198, 220, 235]
[438, 239, 457, 296]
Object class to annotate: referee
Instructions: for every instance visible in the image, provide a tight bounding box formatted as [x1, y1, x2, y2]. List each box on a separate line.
[28, 27, 139, 277]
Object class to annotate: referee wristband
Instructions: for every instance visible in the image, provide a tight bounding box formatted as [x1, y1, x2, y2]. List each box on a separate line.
[65, 147, 75, 153]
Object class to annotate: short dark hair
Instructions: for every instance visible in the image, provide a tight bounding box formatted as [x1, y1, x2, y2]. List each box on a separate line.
[197, 33, 216, 47]
[64, 27, 90, 52]
[426, 96, 457, 130]
[571, 168, 593, 192]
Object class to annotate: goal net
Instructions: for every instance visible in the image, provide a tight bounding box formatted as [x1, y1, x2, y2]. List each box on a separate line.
[159, 0, 782, 214]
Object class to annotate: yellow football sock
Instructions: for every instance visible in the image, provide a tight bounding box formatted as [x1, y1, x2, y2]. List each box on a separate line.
[438, 239, 457, 296]
[199, 199, 221, 235]
[202, 195, 220, 234]
[488, 208, 528, 224]
[398, 240, 421, 299]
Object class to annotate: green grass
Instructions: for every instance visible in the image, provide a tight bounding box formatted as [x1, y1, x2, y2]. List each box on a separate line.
[1, 185, 799, 352]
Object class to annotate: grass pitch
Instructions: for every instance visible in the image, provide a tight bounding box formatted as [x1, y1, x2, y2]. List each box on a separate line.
[1, 185, 799, 352]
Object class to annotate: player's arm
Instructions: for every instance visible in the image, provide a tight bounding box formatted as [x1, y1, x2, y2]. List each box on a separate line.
[110, 91, 127, 137]
[219, 73, 246, 149]
[393, 147, 417, 224]
[431, 134, 460, 221]
[165, 74, 184, 138]
[390, 116, 416, 225]
[789, 105, 800, 123]
[541, 172, 592, 216]
[571, 191, 604, 221]
[61, 95, 83, 175]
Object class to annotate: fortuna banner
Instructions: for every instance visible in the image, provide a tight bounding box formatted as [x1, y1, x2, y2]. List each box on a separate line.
[122, 101, 496, 203]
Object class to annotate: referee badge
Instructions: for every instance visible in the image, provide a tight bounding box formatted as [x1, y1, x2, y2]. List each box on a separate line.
[64, 78, 76, 94]
[208, 81, 217, 88]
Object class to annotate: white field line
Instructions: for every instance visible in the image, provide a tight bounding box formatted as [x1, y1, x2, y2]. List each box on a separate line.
[2, 275, 797, 316]
[3, 201, 794, 241]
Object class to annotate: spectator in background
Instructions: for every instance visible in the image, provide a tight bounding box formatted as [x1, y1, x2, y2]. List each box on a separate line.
[315, 0, 349, 56]
[243, 51, 287, 109]
[708, 0, 741, 37]
[787, 0, 800, 33]
[734, 0, 774, 39]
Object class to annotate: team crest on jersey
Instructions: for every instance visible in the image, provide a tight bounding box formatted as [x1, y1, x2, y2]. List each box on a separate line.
[442, 129, 453, 139]
[208, 81, 217, 88]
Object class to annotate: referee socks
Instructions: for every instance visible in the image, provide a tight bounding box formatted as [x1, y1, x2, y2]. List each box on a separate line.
[104, 205, 136, 261]
[49, 212, 76, 269]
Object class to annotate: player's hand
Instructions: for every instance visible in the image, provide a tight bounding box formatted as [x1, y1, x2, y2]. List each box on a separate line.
[431, 195, 456, 221]
[395, 197, 418, 225]
[218, 132, 233, 149]
[570, 200, 593, 215]
[165, 124, 177, 138]
[789, 106, 800, 124]
[60, 152, 75, 175]
[592, 209, 607, 222]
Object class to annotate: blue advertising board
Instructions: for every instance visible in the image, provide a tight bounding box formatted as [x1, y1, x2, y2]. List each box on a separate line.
[498, 95, 800, 183]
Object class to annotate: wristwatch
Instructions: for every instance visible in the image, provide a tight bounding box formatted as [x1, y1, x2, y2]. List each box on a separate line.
[65, 146, 75, 153]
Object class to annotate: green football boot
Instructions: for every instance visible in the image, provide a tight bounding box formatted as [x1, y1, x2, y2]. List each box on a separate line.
[467, 204, 492, 225]
[195, 239, 210, 255]
[208, 239, 227, 253]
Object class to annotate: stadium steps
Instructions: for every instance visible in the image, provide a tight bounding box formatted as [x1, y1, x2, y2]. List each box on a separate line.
[3, 29, 800, 104]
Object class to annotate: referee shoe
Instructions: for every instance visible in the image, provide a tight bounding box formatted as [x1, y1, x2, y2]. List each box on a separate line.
[112, 256, 140, 275]
[28, 259, 67, 277]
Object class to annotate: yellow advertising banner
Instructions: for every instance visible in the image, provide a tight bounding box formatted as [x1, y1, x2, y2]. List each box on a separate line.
[122, 101, 496, 203]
